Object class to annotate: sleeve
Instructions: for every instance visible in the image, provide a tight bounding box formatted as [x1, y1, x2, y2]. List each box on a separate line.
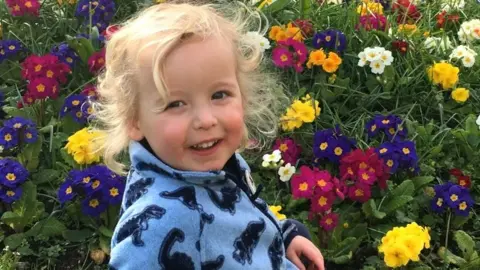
[279, 219, 312, 250]
[108, 200, 201, 270]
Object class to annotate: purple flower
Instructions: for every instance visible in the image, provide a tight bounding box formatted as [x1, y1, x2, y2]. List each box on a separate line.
[0, 40, 24, 63]
[4, 117, 35, 130]
[0, 186, 23, 204]
[75, 0, 116, 32]
[60, 94, 88, 123]
[82, 192, 108, 216]
[0, 127, 18, 149]
[313, 126, 356, 163]
[104, 179, 124, 205]
[312, 29, 347, 52]
[51, 43, 80, 68]
[366, 114, 408, 142]
[0, 159, 29, 188]
[375, 141, 418, 174]
[431, 182, 475, 216]
[2, 117, 38, 145]
[58, 180, 77, 204]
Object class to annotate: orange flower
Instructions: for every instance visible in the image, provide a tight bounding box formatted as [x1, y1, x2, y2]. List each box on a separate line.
[307, 49, 326, 68]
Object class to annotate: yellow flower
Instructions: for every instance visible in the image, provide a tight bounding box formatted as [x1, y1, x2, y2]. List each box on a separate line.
[291, 100, 316, 123]
[383, 244, 411, 268]
[426, 62, 459, 89]
[280, 95, 321, 131]
[357, 1, 384, 16]
[307, 49, 326, 68]
[269, 205, 286, 220]
[285, 23, 304, 42]
[398, 24, 418, 35]
[57, 0, 77, 4]
[451, 87, 470, 103]
[64, 128, 105, 165]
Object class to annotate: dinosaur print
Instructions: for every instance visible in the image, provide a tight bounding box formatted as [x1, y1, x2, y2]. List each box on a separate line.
[205, 186, 241, 215]
[116, 205, 166, 246]
[124, 177, 154, 208]
[160, 186, 214, 239]
[232, 218, 266, 265]
[268, 232, 284, 270]
[201, 255, 225, 270]
[158, 228, 195, 270]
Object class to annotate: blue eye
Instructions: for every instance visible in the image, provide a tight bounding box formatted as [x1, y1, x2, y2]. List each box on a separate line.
[165, 101, 185, 109]
[212, 91, 229, 100]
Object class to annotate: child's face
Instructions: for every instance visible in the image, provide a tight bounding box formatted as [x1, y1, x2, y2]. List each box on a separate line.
[129, 36, 245, 171]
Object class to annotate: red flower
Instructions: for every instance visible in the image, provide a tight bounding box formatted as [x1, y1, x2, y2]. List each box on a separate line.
[358, 14, 388, 31]
[6, 0, 40, 17]
[340, 148, 390, 190]
[392, 40, 409, 55]
[81, 84, 99, 98]
[311, 190, 335, 213]
[293, 19, 314, 38]
[27, 78, 59, 99]
[348, 183, 371, 203]
[357, 169, 376, 185]
[102, 24, 121, 41]
[449, 168, 463, 177]
[319, 212, 338, 231]
[332, 177, 347, 200]
[88, 48, 106, 74]
[457, 175, 472, 189]
[392, 0, 421, 24]
[314, 170, 334, 193]
[291, 166, 316, 199]
[272, 137, 302, 165]
[21, 54, 70, 83]
[436, 11, 460, 29]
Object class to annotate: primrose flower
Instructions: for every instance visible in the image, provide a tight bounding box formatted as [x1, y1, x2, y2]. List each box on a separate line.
[278, 163, 296, 182]
[262, 150, 282, 168]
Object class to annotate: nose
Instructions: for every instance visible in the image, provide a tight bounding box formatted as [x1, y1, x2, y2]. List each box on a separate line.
[192, 105, 217, 130]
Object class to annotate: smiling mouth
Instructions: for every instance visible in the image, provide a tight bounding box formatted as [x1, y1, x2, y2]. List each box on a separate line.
[190, 140, 221, 150]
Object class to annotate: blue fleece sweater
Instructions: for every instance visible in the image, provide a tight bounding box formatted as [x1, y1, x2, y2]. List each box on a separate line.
[109, 141, 300, 270]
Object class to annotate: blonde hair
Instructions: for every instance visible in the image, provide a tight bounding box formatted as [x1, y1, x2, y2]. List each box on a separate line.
[94, 1, 286, 174]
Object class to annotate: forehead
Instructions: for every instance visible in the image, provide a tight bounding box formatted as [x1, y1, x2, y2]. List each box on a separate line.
[136, 34, 237, 96]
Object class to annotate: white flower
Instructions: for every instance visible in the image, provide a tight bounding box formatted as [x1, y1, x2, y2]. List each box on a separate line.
[379, 50, 394, 65]
[262, 150, 282, 167]
[357, 51, 367, 67]
[244, 31, 271, 52]
[278, 163, 296, 182]
[364, 47, 382, 62]
[449, 45, 468, 59]
[476, 115, 480, 129]
[424, 36, 452, 53]
[462, 55, 475, 68]
[441, 0, 465, 11]
[449, 45, 477, 68]
[458, 20, 480, 43]
[370, 60, 385, 74]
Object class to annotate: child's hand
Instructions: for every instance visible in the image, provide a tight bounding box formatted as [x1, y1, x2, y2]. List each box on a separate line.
[286, 235, 325, 270]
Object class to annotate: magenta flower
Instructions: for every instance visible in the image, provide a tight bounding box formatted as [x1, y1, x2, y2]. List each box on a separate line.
[357, 169, 377, 185]
[314, 170, 334, 193]
[291, 166, 316, 199]
[88, 48, 106, 74]
[358, 14, 387, 31]
[272, 47, 293, 68]
[319, 212, 339, 231]
[332, 177, 347, 200]
[273, 137, 302, 165]
[348, 183, 371, 203]
[311, 190, 335, 213]
[271, 38, 308, 73]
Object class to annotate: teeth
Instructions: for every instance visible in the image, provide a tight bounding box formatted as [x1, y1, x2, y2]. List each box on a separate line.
[193, 140, 218, 149]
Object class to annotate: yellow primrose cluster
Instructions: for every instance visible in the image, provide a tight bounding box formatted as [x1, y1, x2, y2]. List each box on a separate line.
[426, 62, 459, 89]
[307, 49, 343, 73]
[357, 0, 384, 16]
[378, 222, 431, 268]
[64, 128, 105, 165]
[269, 23, 304, 42]
[280, 94, 321, 131]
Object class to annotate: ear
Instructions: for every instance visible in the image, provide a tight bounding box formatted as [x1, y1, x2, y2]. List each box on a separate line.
[127, 119, 144, 141]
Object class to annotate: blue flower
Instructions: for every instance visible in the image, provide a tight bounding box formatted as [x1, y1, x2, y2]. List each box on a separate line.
[4, 117, 35, 130]
[0, 159, 29, 188]
[60, 94, 88, 123]
[0, 40, 24, 63]
[82, 192, 108, 216]
[105, 179, 124, 205]
[57, 180, 77, 204]
[0, 127, 18, 149]
[0, 186, 23, 204]
[51, 43, 80, 68]
[312, 29, 347, 52]
[24, 128, 38, 143]
[430, 182, 475, 216]
[366, 114, 408, 142]
[2, 117, 38, 145]
[313, 126, 356, 163]
[75, 0, 116, 32]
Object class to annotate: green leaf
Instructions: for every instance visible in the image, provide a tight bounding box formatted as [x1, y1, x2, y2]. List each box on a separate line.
[25, 217, 67, 238]
[20, 135, 43, 171]
[345, 223, 367, 239]
[365, 75, 380, 92]
[465, 115, 480, 135]
[265, 0, 291, 13]
[439, 247, 467, 266]
[331, 251, 352, 264]
[32, 169, 61, 185]
[383, 195, 413, 214]
[411, 176, 435, 189]
[452, 215, 471, 229]
[3, 233, 25, 250]
[17, 246, 34, 256]
[99, 226, 114, 238]
[454, 231, 475, 261]
[10, 182, 39, 232]
[391, 180, 414, 197]
[62, 229, 94, 242]
[362, 200, 386, 219]
[99, 235, 111, 255]
[1, 212, 24, 231]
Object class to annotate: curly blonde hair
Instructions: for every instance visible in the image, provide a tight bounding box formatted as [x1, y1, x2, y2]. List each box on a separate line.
[94, 1, 285, 174]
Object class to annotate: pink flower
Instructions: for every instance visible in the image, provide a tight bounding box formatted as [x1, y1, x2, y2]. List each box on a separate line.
[291, 166, 316, 199]
[27, 77, 59, 100]
[314, 170, 333, 193]
[272, 47, 293, 68]
[357, 169, 376, 185]
[6, 0, 40, 17]
[273, 137, 302, 165]
[311, 190, 335, 213]
[88, 48, 106, 74]
[319, 212, 338, 231]
[81, 84, 98, 98]
[21, 54, 70, 83]
[358, 14, 387, 31]
[348, 183, 371, 203]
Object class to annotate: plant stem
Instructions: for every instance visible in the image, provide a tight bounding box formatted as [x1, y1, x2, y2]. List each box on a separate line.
[445, 210, 452, 249]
